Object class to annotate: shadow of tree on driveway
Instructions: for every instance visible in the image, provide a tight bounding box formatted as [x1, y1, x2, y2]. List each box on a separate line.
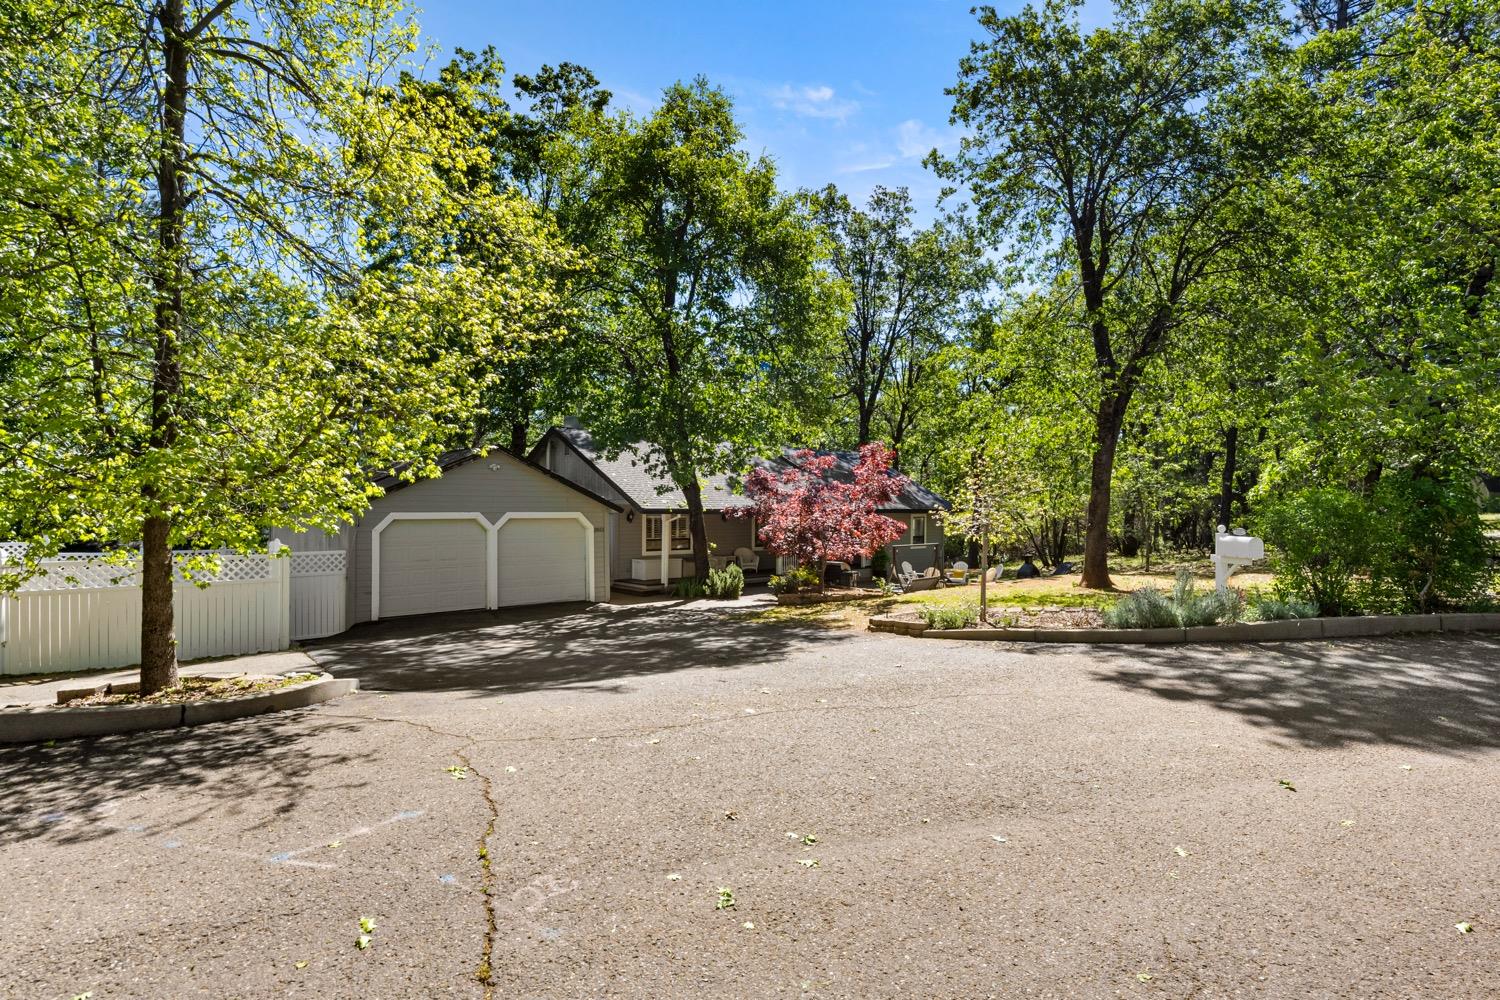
[1084, 634, 1500, 754]
[0, 709, 368, 849]
[302, 601, 854, 697]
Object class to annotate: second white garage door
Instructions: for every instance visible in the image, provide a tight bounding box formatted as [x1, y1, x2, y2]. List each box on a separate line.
[378, 518, 488, 618]
[497, 517, 588, 607]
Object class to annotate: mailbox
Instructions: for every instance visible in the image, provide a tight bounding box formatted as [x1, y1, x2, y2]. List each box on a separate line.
[1211, 525, 1264, 592]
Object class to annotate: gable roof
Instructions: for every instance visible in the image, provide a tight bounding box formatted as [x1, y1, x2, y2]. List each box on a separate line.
[371, 444, 622, 512]
[778, 448, 950, 512]
[531, 426, 947, 514]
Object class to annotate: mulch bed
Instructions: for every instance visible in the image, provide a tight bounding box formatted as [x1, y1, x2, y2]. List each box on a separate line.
[61, 673, 320, 707]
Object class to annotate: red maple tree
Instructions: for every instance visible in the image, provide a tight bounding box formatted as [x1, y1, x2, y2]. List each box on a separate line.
[735, 442, 910, 590]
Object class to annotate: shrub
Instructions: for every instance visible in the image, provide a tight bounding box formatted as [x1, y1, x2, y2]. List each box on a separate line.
[1256, 487, 1371, 616]
[704, 563, 745, 600]
[768, 565, 819, 594]
[1247, 596, 1319, 621]
[874, 577, 896, 597]
[1102, 587, 1178, 629]
[673, 578, 705, 599]
[1364, 472, 1494, 613]
[920, 603, 979, 629]
[1105, 571, 1242, 629]
[871, 548, 890, 579]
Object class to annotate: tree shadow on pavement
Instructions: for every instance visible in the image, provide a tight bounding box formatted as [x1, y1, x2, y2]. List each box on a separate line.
[1083, 634, 1500, 753]
[0, 709, 367, 849]
[302, 601, 853, 697]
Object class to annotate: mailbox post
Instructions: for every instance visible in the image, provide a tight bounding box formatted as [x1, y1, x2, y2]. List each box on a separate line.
[1211, 524, 1264, 593]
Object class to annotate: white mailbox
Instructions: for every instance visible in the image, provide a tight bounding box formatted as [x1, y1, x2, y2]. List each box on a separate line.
[1211, 524, 1264, 593]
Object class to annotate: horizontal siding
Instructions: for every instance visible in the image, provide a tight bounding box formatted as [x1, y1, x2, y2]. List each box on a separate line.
[349, 452, 610, 624]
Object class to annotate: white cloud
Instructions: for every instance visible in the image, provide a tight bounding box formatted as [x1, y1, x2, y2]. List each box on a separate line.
[896, 118, 948, 160]
[768, 83, 859, 122]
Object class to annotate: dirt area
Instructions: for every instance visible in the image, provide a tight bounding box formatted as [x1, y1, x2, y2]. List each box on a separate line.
[61, 672, 319, 707]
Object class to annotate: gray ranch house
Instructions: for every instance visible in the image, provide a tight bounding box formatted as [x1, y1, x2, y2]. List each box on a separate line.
[273, 446, 620, 624]
[529, 423, 949, 592]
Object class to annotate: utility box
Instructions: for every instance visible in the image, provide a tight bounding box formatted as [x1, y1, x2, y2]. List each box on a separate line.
[1211, 525, 1264, 592]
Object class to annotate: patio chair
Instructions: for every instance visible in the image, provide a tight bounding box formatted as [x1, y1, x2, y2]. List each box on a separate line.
[733, 547, 760, 573]
[946, 560, 968, 585]
[897, 561, 918, 587]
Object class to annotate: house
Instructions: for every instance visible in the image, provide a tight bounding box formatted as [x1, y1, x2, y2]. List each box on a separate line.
[272, 446, 620, 623]
[529, 423, 948, 592]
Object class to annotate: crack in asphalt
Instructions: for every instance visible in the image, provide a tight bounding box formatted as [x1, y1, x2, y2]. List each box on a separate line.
[456, 746, 500, 1000]
[319, 710, 500, 998]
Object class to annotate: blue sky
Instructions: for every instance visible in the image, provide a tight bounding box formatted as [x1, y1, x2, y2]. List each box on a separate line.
[411, 1, 1112, 219]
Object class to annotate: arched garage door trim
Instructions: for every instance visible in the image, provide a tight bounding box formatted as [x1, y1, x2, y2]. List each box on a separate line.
[370, 511, 595, 620]
[370, 512, 495, 621]
[493, 512, 596, 604]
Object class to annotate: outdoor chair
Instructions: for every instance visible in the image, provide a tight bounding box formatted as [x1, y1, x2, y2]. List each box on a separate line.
[734, 547, 760, 573]
[897, 560, 918, 587]
[946, 560, 968, 585]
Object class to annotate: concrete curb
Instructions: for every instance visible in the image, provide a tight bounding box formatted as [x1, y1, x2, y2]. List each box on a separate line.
[870, 612, 1500, 645]
[0, 673, 358, 744]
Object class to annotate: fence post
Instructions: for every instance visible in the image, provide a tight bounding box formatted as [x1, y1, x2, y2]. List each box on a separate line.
[0, 547, 8, 675]
[269, 539, 291, 650]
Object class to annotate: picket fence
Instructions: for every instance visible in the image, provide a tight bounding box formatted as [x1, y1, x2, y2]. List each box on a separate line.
[0, 541, 348, 676]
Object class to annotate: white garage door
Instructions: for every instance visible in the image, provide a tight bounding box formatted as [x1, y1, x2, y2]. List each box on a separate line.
[497, 518, 588, 607]
[378, 518, 488, 618]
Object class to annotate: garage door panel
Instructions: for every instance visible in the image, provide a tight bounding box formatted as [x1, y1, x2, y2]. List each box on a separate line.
[498, 519, 586, 607]
[380, 519, 488, 618]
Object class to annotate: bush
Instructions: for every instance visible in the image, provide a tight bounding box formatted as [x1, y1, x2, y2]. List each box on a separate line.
[1364, 472, 1494, 614]
[1102, 587, 1178, 629]
[1247, 596, 1319, 621]
[673, 578, 705, 599]
[1259, 474, 1495, 616]
[920, 603, 979, 629]
[871, 548, 890, 579]
[768, 565, 819, 594]
[704, 563, 745, 600]
[1256, 487, 1371, 616]
[1104, 571, 1242, 629]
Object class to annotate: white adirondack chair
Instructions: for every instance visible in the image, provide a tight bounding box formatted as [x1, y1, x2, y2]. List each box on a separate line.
[946, 560, 969, 585]
[897, 560, 918, 587]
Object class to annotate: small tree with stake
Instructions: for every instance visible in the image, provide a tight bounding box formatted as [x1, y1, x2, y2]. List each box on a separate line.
[941, 451, 1034, 624]
[735, 443, 909, 592]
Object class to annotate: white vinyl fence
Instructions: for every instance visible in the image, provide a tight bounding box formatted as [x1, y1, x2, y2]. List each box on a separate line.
[0, 541, 349, 675]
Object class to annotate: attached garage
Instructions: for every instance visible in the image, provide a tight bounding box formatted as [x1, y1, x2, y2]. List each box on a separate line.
[375, 517, 489, 618]
[343, 448, 619, 625]
[496, 514, 592, 607]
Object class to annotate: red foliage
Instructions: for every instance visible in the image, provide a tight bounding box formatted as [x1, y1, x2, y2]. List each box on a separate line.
[734, 442, 910, 570]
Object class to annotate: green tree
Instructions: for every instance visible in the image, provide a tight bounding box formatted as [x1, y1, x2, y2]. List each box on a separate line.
[0, 0, 553, 691]
[572, 79, 846, 581]
[932, 0, 1287, 588]
[811, 185, 989, 449]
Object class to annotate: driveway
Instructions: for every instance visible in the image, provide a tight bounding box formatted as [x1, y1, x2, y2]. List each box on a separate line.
[2, 605, 1498, 999]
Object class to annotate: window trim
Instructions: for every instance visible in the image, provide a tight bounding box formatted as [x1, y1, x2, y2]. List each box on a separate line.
[910, 514, 928, 545]
[643, 513, 693, 554]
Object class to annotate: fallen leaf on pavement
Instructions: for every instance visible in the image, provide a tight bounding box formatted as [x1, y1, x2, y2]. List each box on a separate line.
[1456, 922, 1474, 934]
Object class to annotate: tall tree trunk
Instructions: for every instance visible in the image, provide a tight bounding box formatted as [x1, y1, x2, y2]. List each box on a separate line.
[1219, 425, 1239, 529]
[683, 477, 710, 582]
[141, 0, 189, 694]
[1080, 395, 1125, 589]
[508, 419, 528, 456]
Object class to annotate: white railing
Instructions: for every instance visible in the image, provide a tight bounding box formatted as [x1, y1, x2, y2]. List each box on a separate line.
[0, 541, 349, 675]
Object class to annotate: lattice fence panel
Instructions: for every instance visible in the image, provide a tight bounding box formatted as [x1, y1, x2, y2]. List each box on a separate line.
[290, 550, 346, 577]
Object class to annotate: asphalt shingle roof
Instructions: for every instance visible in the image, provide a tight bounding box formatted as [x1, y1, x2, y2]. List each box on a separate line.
[544, 426, 946, 513]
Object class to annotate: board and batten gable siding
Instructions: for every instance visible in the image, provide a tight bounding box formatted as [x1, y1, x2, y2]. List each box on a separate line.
[347, 453, 610, 624]
[540, 437, 630, 509]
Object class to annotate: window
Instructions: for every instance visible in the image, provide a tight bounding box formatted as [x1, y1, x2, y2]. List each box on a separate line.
[645, 515, 693, 554]
[910, 515, 927, 544]
[750, 516, 764, 550]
